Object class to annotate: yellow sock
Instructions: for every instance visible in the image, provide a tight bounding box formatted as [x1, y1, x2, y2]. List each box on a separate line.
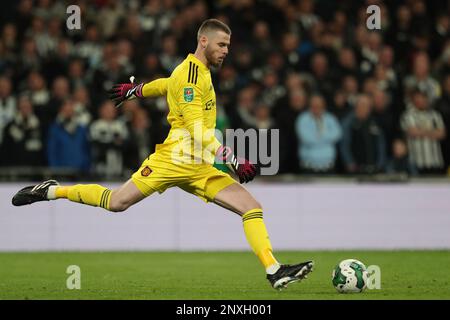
[55, 186, 69, 198]
[242, 208, 279, 270]
[55, 184, 111, 210]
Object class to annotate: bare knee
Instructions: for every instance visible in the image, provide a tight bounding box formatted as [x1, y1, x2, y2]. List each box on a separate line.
[241, 199, 263, 215]
[108, 194, 131, 212]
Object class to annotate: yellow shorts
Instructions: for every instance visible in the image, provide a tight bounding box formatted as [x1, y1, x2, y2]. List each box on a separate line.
[131, 157, 236, 202]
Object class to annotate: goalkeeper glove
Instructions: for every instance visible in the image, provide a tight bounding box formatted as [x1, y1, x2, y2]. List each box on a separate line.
[216, 145, 258, 184]
[108, 76, 144, 108]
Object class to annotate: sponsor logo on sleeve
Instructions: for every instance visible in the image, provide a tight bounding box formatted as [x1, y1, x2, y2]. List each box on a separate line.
[183, 87, 194, 102]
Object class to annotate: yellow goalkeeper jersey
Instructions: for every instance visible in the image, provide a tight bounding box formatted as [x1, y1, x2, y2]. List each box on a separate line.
[145, 54, 221, 167]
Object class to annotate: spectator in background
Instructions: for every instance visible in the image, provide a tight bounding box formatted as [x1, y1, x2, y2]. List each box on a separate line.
[308, 52, 335, 101]
[362, 77, 378, 96]
[72, 85, 92, 126]
[23, 71, 50, 108]
[1, 23, 18, 54]
[340, 94, 386, 174]
[297, 0, 319, 32]
[76, 23, 103, 70]
[386, 138, 418, 176]
[266, 51, 286, 78]
[404, 52, 441, 105]
[341, 75, 359, 107]
[41, 76, 71, 134]
[14, 0, 34, 38]
[377, 45, 398, 93]
[251, 21, 274, 65]
[401, 89, 446, 174]
[89, 100, 129, 178]
[359, 31, 383, 76]
[330, 90, 351, 122]
[435, 74, 450, 171]
[0, 41, 14, 76]
[373, 64, 397, 94]
[47, 17, 66, 51]
[119, 99, 140, 127]
[273, 88, 308, 174]
[97, 0, 125, 39]
[124, 107, 151, 172]
[233, 46, 255, 88]
[281, 32, 301, 70]
[372, 89, 396, 158]
[49, 76, 71, 105]
[159, 33, 183, 74]
[0, 95, 44, 166]
[119, 14, 148, 65]
[296, 94, 341, 174]
[228, 86, 257, 130]
[253, 103, 274, 130]
[138, 52, 166, 80]
[260, 69, 285, 107]
[67, 58, 89, 89]
[26, 15, 55, 58]
[116, 38, 135, 76]
[47, 99, 90, 172]
[335, 47, 359, 79]
[431, 14, 450, 60]
[43, 38, 73, 83]
[386, 5, 412, 70]
[217, 64, 238, 107]
[435, 40, 450, 80]
[410, 0, 430, 36]
[16, 37, 41, 79]
[90, 49, 126, 107]
[0, 76, 16, 144]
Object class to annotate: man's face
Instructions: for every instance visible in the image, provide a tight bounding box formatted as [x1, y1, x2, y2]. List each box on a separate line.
[310, 96, 325, 117]
[412, 92, 428, 110]
[204, 30, 230, 68]
[60, 101, 75, 119]
[355, 97, 372, 120]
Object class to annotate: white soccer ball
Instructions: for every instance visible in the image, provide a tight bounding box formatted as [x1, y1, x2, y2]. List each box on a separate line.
[332, 259, 368, 293]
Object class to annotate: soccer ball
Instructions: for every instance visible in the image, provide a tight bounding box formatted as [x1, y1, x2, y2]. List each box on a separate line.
[332, 259, 368, 293]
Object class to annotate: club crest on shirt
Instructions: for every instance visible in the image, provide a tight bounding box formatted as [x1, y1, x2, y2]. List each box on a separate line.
[183, 87, 194, 102]
[141, 166, 152, 177]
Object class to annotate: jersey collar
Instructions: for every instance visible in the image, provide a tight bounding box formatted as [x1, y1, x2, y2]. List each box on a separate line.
[187, 53, 209, 71]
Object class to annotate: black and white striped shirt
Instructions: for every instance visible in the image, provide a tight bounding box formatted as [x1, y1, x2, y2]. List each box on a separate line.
[401, 108, 445, 169]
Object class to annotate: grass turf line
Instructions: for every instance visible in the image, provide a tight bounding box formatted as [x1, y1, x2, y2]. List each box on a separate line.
[0, 251, 449, 300]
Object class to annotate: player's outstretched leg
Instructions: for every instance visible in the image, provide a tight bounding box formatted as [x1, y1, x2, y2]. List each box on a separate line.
[12, 179, 145, 212]
[213, 182, 314, 290]
[266, 260, 314, 290]
[12, 180, 60, 206]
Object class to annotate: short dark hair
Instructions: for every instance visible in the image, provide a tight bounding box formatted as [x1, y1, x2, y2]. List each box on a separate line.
[411, 87, 427, 98]
[197, 19, 231, 41]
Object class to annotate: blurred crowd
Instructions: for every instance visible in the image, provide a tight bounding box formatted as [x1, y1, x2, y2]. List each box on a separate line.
[0, 0, 449, 178]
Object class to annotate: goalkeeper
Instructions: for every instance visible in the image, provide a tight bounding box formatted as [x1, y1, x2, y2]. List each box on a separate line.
[12, 19, 313, 290]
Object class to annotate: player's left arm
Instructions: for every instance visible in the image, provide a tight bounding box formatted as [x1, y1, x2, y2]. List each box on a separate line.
[178, 81, 257, 184]
[178, 81, 222, 154]
[108, 77, 168, 107]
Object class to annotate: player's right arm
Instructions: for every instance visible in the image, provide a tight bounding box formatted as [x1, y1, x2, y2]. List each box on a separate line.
[142, 78, 167, 97]
[108, 77, 168, 107]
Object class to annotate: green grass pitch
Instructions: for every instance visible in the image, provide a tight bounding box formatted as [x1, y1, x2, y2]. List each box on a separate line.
[0, 251, 449, 300]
